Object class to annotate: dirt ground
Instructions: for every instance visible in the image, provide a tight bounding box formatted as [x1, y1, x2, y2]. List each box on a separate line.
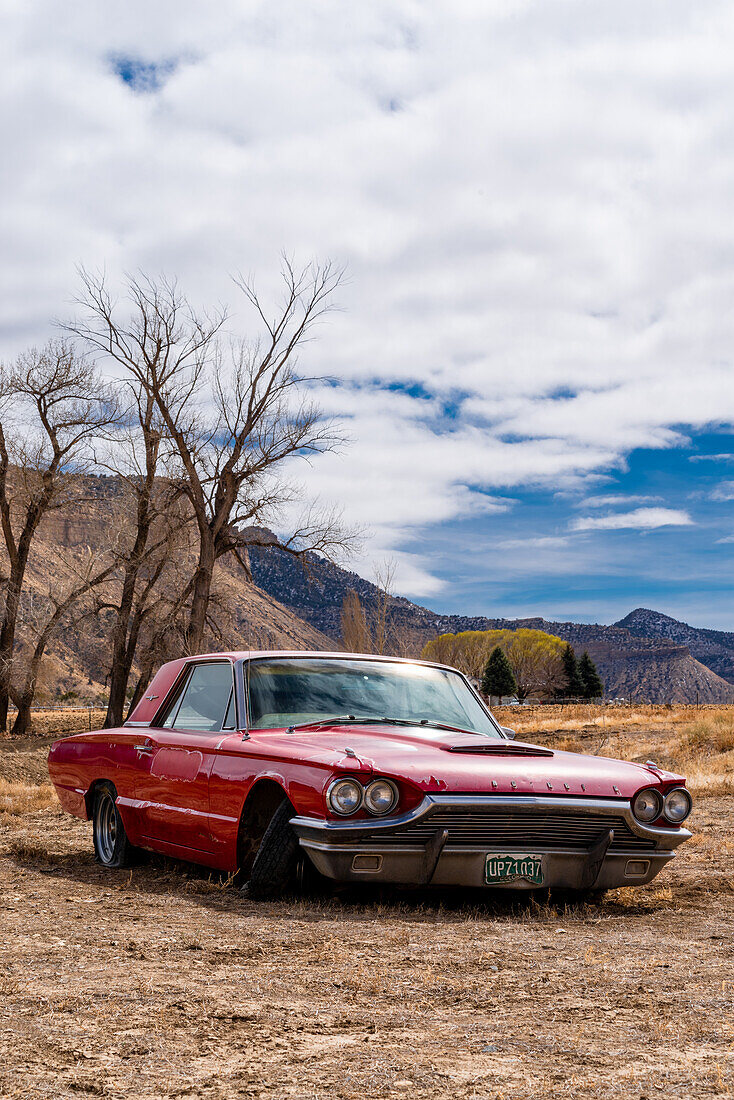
[1, 727, 733, 1099]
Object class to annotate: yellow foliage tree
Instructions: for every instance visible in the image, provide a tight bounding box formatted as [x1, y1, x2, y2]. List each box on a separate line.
[422, 627, 565, 702]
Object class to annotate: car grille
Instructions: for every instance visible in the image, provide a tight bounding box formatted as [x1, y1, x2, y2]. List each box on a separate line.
[376, 808, 657, 852]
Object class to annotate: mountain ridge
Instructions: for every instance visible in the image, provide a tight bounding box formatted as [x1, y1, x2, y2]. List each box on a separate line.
[247, 543, 734, 703]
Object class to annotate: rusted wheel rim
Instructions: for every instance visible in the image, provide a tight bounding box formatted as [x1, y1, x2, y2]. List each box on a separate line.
[96, 792, 117, 864]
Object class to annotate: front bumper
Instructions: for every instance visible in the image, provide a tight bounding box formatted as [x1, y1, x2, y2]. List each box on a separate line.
[291, 794, 691, 891]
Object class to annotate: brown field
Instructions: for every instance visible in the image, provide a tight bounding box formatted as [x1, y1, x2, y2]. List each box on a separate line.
[1, 706, 733, 1099]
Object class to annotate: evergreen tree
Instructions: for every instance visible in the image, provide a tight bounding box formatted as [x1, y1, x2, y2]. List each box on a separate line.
[481, 646, 518, 703]
[578, 651, 604, 700]
[561, 643, 584, 698]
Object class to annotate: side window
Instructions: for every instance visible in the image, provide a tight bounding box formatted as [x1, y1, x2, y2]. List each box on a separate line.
[222, 689, 236, 730]
[162, 662, 234, 732]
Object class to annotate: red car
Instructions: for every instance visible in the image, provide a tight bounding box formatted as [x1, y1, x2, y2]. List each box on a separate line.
[48, 651, 693, 896]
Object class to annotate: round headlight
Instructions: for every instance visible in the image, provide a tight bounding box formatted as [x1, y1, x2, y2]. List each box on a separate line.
[632, 788, 663, 823]
[663, 787, 692, 824]
[328, 778, 363, 816]
[364, 779, 398, 816]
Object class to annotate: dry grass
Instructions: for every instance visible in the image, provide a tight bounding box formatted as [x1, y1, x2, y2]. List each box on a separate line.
[494, 701, 722, 735]
[1, 706, 107, 739]
[0, 776, 57, 818]
[0, 736, 733, 1098]
[497, 703, 734, 797]
[0, 792, 732, 1099]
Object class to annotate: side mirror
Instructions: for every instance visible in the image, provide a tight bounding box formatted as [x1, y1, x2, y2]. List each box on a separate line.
[501, 726, 516, 740]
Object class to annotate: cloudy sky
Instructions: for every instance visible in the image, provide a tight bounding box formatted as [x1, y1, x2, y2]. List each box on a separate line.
[3, 1, 734, 628]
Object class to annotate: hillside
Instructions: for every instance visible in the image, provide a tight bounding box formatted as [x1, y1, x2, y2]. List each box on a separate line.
[615, 608, 734, 684]
[247, 542, 734, 703]
[5, 483, 733, 706]
[6, 497, 334, 706]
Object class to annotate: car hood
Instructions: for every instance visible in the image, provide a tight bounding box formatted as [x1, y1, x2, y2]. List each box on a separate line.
[227, 723, 681, 799]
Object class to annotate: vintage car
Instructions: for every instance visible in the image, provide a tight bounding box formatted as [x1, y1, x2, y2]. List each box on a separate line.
[47, 651, 693, 896]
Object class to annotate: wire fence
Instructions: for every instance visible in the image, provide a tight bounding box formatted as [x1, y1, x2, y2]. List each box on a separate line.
[4, 704, 107, 736]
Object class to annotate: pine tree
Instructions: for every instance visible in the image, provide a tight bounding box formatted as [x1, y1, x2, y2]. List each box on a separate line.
[578, 651, 604, 700]
[481, 646, 518, 703]
[561, 643, 584, 699]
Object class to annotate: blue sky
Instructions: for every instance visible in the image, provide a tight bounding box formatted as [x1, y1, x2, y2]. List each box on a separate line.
[2, 2, 734, 629]
[410, 432, 734, 627]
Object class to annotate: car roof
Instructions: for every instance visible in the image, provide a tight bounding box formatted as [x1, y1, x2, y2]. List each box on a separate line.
[125, 650, 462, 727]
[183, 650, 456, 672]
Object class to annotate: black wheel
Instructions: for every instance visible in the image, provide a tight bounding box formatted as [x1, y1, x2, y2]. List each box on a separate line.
[92, 782, 135, 868]
[246, 799, 300, 899]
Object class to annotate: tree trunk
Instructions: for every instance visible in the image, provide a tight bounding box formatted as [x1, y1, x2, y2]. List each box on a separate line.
[0, 602, 18, 733]
[126, 659, 155, 718]
[185, 539, 216, 653]
[104, 564, 142, 728]
[105, 656, 133, 728]
[10, 694, 33, 738]
[0, 553, 31, 733]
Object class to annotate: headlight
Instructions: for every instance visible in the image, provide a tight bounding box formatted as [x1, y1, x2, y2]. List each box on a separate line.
[364, 779, 398, 816]
[632, 788, 663, 823]
[327, 778, 363, 816]
[663, 787, 692, 824]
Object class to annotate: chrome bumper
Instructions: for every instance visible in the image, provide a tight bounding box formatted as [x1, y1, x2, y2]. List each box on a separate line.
[291, 794, 691, 891]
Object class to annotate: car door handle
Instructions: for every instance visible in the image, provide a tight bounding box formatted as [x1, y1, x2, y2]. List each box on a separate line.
[134, 742, 154, 754]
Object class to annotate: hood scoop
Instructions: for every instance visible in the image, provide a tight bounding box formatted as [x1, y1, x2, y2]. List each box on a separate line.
[446, 741, 554, 757]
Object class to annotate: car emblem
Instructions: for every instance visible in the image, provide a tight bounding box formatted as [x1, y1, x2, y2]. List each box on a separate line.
[547, 782, 553, 790]
[613, 785, 620, 795]
[511, 780, 517, 789]
[491, 780, 498, 788]
[564, 782, 570, 791]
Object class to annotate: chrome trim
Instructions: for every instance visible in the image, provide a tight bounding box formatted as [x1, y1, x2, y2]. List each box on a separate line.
[663, 786, 693, 824]
[364, 778, 399, 816]
[327, 777, 364, 816]
[292, 793, 692, 851]
[631, 787, 664, 824]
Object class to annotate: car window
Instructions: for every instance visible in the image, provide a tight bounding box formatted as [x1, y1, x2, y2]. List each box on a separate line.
[163, 662, 234, 732]
[222, 688, 236, 730]
[247, 658, 500, 736]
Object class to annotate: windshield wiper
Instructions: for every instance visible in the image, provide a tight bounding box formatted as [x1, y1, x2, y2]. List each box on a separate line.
[285, 715, 482, 735]
[285, 715, 429, 733]
[286, 714, 356, 732]
[417, 719, 482, 737]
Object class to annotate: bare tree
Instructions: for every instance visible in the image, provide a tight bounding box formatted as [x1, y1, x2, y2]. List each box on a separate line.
[0, 341, 117, 732]
[71, 261, 352, 658]
[340, 589, 372, 653]
[92, 387, 195, 727]
[339, 560, 406, 656]
[10, 548, 117, 735]
[372, 559, 397, 656]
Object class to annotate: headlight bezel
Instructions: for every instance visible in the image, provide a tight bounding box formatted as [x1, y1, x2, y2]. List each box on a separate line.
[632, 787, 664, 824]
[663, 786, 692, 824]
[363, 778, 399, 816]
[327, 777, 364, 816]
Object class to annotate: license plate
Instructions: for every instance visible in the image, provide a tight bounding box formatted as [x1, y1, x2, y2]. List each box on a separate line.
[485, 854, 544, 886]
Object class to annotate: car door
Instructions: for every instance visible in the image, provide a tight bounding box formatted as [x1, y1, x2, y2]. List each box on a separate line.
[134, 660, 237, 855]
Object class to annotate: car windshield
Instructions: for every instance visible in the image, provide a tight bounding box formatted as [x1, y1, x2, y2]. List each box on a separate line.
[247, 657, 501, 737]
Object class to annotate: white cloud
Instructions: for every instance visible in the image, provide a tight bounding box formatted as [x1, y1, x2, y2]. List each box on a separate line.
[2, 1, 734, 596]
[576, 494, 660, 508]
[571, 507, 693, 532]
[710, 480, 734, 502]
[493, 536, 569, 549]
